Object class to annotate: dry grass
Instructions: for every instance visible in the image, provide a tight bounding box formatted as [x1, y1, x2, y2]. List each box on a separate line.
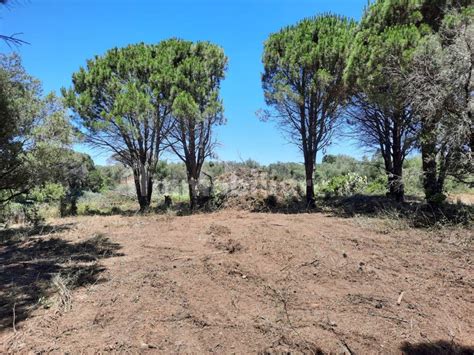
[51, 274, 72, 312]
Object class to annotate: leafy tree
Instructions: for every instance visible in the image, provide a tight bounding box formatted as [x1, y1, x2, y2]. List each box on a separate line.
[344, 1, 424, 202]
[405, 7, 473, 202]
[63, 43, 173, 211]
[0, 64, 28, 202]
[0, 54, 71, 204]
[0, 54, 41, 202]
[95, 164, 129, 190]
[54, 151, 99, 216]
[317, 155, 366, 181]
[349, 0, 472, 203]
[164, 39, 228, 210]
[261, 15, 356, 207]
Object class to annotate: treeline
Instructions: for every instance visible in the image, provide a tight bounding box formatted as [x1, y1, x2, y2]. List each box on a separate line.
[261, 2, 473, 206]
[0, 0, 473, 216]
[81, 154, 467, 200]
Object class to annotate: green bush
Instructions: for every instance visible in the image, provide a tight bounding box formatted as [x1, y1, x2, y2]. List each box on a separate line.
[364, 175, 388, 195]
[318, 173, 368, 197]
[0, 201, 44, 226]
[30, 183, 66, 203]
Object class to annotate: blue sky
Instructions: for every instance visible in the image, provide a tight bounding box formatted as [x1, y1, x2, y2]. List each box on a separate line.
[1, 0, 368, 165]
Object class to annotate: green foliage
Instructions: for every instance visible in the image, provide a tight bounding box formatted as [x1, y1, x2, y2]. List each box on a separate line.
[57, 151, 103, 216]
[63, 42, 177, 210]
[30, 183, 66, 203]
[64, 40, 227, 210]
[262, 14, 356, 126]
[314, 154, 437, 197]
[161, 39, 227, 209]
[263, 14, 356, 99]
[345, 0, 473, 203]
[365, 175, 389, 195]
[345, 0, 428, 108]
[407, 7, 473, 198]
[154, 161, 187, 183]
[318, 173, 368, 197]
[0, 54, 74, 204]
[0, 53, 42, 201]
[359, 0, 471, 31]
[268, 162, 305, 181]
[76, 190, 137, 216]
[95, 164, 128, 190]
[262, 14, 356, 204]
[63, 42, 172, 155]
[316, 155, 371, 181]
[166, 39, 227, 123]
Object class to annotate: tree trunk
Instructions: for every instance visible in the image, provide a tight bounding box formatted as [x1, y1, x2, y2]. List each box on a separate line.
[188, 176, 198, 211]
[70, 195, 78, 216]
[60, 197, 67, 217]
[422, 143, 441, 203]
[387, 112, 405, 202]
[391, 155, 405, 203]
[133, 166, 152, 212]
[304, 161, 315, 208]
[382, 155, 402, 202]
[421, 122, 444, 204]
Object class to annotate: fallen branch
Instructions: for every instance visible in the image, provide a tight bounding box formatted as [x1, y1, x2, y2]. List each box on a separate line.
[397, 291, 405, 306]
[298, 258, 320, 269]
[171, 250, 228, 261]
[369, 311, 409, 324]
[339, 339, 354, 355]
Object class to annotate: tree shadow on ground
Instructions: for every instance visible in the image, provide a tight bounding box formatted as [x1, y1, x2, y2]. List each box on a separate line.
[76, 193, 472, 229]
[319, 194, 473, 227]
[0, 223, 74, 246]
[79, 206, 139, 217]
[400, 340, 474, 354]
[0, 224, 123, 331]
[249, 194, 472, 228]
[149, 193, 471, 229]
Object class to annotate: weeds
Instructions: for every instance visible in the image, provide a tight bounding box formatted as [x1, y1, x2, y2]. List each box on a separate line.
[51, 273, 72, 312]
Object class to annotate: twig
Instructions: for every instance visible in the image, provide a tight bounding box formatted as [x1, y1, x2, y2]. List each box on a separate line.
[12, 302, 17, 333]
[369, 311, 409, 324]
[171, 250, 227, 261]
[339, 339, 354, 355]
[298, 258, 320, 269]
[397, 291, 405, 305]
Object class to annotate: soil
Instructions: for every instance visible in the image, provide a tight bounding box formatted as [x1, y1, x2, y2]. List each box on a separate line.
[1, 211, 473, 354]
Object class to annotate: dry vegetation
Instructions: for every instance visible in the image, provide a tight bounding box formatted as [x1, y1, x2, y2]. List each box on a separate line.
[1, 210, 472, 354]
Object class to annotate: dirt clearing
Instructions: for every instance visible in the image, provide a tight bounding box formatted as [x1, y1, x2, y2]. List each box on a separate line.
[1, 211, 473, 353]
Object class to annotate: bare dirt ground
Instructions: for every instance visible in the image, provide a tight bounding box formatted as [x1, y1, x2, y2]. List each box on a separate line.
[1, 210, 473, 354]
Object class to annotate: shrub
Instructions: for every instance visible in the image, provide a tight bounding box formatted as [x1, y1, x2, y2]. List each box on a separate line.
[0, 201, 44, 226]
[30, 183, 66, 203]
[364, 175, 388, 195]
[318, 173, 368, 197]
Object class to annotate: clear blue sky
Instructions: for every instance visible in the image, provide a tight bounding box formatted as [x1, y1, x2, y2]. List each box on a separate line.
[1, 0, 367, 165]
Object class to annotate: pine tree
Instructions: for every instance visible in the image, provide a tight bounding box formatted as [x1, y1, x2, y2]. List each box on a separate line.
[262, 15, 356, 207]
